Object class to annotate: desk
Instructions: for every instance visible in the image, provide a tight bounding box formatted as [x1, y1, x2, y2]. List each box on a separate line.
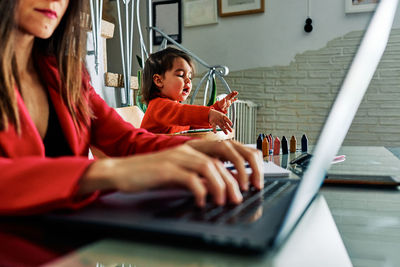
[322, 187, 400, 267]
[1, 146, 399, 267]
[323, 146, 400, 267]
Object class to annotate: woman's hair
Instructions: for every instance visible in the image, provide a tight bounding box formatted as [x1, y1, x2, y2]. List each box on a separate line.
[0, 0, 20, 131]
[0, 0, 91, 133]
[141, 47, 194, 104]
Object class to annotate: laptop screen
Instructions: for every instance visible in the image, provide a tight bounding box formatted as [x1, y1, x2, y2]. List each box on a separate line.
[274, 0, 399, 247]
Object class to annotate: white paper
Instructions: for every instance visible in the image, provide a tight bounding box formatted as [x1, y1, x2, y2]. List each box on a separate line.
[225, 161, 291, 177]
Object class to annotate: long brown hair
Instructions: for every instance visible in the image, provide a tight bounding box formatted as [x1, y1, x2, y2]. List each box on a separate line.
[0, 0, 20, 131]
[0, 0, 91, 133]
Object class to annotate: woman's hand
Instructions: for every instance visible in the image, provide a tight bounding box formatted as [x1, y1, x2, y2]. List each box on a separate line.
[80, 144, 244, 207]
[208, 109, 233, 134]
[186, 139, 264, 192]
[216, 91, 238, 113]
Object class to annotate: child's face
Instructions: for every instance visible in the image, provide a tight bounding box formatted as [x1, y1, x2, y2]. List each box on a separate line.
[155, 57, 193, 102]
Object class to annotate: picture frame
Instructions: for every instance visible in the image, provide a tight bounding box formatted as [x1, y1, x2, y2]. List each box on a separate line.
[152, 0, 182, 45]
[345, 0, 379, 13]
[183, 0, 218, 27]
[218, 0, 264, 17]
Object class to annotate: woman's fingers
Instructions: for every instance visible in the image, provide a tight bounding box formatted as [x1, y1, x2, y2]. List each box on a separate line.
[214, 161, 242, 204]
[185, 139, 264, 191]
[159, 145, 228, 205]
[219, 141, 249, 190]
[165, 163, 207, 207]
[186, 140, 248, 190]
[229, 141, 264, 190]
[105, 142, 258, 208]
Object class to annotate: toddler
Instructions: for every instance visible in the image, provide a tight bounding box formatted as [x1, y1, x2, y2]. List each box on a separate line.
[140, 47, 238, 134]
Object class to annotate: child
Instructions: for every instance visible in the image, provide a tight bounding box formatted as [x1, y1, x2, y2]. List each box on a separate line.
[140, 47, 238, 135]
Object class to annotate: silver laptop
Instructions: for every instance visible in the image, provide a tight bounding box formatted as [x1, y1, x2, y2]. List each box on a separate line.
[47, 0, 398, 252]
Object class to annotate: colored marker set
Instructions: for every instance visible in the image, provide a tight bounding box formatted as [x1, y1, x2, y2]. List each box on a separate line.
[257, 134, 308, 157]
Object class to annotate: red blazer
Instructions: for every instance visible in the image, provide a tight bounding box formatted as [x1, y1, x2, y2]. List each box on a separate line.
[0, 57, 190, 215]
[141, 97, 224, 134]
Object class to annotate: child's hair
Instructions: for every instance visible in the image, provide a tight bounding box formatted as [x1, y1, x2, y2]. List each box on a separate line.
[141, 47, 195, 104]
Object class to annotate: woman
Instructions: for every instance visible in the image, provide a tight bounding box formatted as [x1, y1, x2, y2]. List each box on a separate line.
[0, 0, 263, 215]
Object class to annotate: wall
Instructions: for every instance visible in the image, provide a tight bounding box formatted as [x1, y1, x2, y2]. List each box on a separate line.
[105, 1, 400, 146]
[209, 28, 400, 146]
[106, 1, 400, 76]
[185, 1, 400, 146]
[182, 0, 400, 72]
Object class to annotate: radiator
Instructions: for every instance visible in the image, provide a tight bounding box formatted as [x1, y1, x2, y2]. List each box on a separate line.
[227, 100, 258, 144]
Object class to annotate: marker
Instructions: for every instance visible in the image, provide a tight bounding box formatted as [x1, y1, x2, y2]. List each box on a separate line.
[257, 134, 264, 151]
[301, 134, 308, 152]
[268, 134, 273, 154]
[262, 136, 269, 157]
[281, 136, 288, 154]
[273, 137, 281, 155]
[332, 155, 346, 164]
[290, 136, 297, 153]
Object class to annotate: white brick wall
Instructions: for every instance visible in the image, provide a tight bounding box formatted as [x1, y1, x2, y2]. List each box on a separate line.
[194, 28, 400, 146]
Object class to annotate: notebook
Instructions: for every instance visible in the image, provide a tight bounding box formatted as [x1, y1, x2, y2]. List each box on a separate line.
[325, 146, 400, 187]
[46, 0, 399, 252]
[289, 147, 400, 187]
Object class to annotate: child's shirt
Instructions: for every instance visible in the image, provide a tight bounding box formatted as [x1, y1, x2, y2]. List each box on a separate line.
[140, 97, 224, 134]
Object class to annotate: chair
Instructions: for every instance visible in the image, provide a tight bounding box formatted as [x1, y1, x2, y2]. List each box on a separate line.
[90, 106, 144, 158]
[115, 105, 144, 128]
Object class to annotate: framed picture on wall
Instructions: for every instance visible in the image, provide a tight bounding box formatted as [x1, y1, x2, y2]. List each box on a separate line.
[345, 0, 379, 13]
[152, 0, 182, 45]
[183, 0, 218, 27]
[218, 0, 265, 17]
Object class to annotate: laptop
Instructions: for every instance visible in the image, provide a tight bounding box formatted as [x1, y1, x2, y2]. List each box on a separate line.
[46, 0, 398, 252]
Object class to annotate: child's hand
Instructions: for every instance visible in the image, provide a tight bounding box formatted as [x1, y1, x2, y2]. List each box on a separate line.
[216, 91, 238, 113]
[209, 109, 233, 134]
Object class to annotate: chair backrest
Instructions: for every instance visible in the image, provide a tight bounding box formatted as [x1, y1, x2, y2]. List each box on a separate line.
[90, 106, 145, 159]
[115, 106, 144, 128]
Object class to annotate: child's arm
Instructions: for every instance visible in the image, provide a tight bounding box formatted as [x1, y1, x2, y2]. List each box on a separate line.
[208, 109, 233, 134]
[213, 91, 238, 113]
[144, 98, 212, 128]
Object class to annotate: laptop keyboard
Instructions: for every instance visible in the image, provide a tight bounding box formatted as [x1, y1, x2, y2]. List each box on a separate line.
[155, 179, 298, 225]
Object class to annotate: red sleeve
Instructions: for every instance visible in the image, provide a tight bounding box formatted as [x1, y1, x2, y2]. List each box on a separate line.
[142, 98, 212, 129]
[0, 69, 192, 215]
[0, 156, 99, 215]
[89, 91, 192, 157]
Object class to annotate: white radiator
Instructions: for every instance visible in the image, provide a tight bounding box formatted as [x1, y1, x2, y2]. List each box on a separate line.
[227, 100, 258, 144]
